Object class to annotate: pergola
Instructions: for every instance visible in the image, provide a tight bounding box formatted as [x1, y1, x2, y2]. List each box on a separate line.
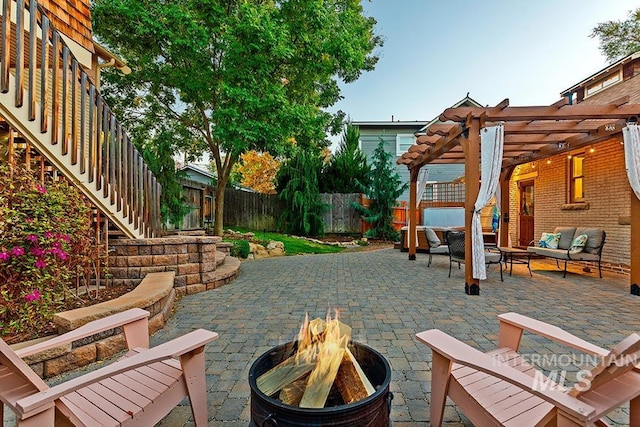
[397, 97, 640, 295]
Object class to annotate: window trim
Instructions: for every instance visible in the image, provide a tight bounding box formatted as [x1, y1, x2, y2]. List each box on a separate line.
[568, 152, 585, 203]
[396, 134, 415, 156]
[585, 71, 621, 98]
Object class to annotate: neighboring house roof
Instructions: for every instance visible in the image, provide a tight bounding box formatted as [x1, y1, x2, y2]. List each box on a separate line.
[39, 0, 94, 52]
[351, 120, 425, 128]
[418, 94, 484, 132]
[179, 164, 256, 193]
[180, 164, 216, 180]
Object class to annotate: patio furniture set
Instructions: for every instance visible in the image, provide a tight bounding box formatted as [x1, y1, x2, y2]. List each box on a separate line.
[423, 226, 606, 281]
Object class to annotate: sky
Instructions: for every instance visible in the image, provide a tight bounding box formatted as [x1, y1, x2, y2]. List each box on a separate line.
[329, 0, 638, 148]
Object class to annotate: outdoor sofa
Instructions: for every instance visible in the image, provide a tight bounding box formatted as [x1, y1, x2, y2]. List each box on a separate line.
[527, 226, 606, 278]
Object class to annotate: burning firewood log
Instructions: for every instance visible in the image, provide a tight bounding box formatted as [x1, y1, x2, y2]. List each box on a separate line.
[257, 314, 375, 408]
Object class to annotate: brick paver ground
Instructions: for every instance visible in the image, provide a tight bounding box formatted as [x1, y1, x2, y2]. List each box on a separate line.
[6, 248, 638, 426]
[152, 248, 638, 426]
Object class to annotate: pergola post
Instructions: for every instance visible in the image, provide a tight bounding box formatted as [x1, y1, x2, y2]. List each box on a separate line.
[499, 167, 514, 247]
[408, 167, 419, 260]
[463, 118, 481, 295]
[631, 192, 640, 294]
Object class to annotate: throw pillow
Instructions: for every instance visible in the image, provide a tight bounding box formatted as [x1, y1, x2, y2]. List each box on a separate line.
[569, 234, 589, 254]
[537, 232, 561, 249]
[424, 227, 441, 248]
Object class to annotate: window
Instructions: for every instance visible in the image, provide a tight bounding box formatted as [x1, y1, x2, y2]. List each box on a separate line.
[568, 153, 585, 203]
[396, 134, 415, 156]
[586, 72, 621, 97]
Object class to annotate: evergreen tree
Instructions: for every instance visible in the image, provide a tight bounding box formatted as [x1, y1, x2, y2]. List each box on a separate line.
[320, 122, 370, 193]
[277, 149, 328, 237]
[352, 139, 408, 241]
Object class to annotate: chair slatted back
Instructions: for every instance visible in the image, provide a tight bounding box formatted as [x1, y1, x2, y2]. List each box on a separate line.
[0, 339, 47, 411]
[569, 333, 640, 397]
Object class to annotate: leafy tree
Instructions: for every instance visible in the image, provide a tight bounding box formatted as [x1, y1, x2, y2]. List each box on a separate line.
[91, 0, 382, 236]
[352, 139, 407, 241]
[277, 149, 328, 237]
[591, 8, 640, 62]
[139, 131, 190, 228]
[320, 122, 370, 193]
[232, 150, 280, 194]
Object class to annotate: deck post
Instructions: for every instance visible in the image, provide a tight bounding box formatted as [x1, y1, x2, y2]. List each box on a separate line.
[631, 191, 640, 295]
[463, 117, 481, 295]
[408, 167, 418, 260]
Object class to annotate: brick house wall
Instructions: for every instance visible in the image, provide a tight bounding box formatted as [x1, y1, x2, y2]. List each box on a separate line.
[509, 137, 631, 274]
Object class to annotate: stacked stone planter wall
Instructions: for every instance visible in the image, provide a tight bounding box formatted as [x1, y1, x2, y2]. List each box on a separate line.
[12, 236, 240, 379]
[108, 235, 232, 293]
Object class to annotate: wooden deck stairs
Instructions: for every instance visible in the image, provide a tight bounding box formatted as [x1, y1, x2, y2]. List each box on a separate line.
[0, 0, 161, 238]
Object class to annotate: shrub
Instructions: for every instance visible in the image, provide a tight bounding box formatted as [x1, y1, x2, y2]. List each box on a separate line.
[230, 239, 250, 259]
[352, 139, 408, 241]
[0, 166, 99, 341]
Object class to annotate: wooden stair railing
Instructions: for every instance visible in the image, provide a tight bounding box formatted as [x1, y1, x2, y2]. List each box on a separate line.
[0, 0, 161, 238]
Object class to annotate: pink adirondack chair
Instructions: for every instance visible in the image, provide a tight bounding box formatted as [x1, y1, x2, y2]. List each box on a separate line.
[0, 308, 218, 426]
[417, 312, 640, 426]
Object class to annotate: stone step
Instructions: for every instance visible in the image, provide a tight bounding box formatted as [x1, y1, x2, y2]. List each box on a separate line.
[207, 256, 241, 290]
[216, 251, 227, 267]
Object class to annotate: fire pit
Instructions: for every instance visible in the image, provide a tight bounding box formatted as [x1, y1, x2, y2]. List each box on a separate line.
[249, 340, 392, 427]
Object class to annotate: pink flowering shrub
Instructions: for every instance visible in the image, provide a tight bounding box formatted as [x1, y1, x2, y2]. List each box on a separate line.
[0, 166, 98, 341]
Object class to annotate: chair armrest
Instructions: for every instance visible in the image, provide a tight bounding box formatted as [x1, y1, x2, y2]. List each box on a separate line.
[498, 312, 608, 357]
[16, 329, 218, 417]
[15, 308, 150, 359]
[416, 329, 596, 421]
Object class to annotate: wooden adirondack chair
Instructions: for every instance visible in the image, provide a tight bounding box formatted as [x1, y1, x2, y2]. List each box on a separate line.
[0, 308, 218, 426]
[417, 312, 640, 426]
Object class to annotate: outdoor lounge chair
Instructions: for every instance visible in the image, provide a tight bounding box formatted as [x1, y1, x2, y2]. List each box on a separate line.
[446, 230, 503, 281]
[0, 308, 218, 426]
[417, 312, 640, 426]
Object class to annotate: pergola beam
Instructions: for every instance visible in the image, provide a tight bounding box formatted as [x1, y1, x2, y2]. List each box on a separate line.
[440, 100, 636, 122]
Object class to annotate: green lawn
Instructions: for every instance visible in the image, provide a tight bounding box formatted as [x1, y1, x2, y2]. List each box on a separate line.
[227, 228, 344, 255]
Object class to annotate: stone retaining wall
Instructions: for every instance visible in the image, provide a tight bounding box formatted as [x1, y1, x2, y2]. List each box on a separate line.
[13, 236, 238, 379]
[108, 235, 227, 289]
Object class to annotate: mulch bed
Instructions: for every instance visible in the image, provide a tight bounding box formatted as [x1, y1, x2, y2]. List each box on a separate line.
[4, 284, 136, 345]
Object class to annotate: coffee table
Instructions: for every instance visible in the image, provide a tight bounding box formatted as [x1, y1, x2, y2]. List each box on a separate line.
[498, 247, 532, 277]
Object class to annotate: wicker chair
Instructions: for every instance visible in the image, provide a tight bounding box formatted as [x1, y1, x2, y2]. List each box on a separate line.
[446, 230, 503, 281]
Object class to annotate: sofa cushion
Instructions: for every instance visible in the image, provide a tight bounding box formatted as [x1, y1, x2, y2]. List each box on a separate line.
[531, 247, 570, 259]
[575, 227, 604, 254]
[569, 234, 588, 254]
[538, 232, 561, 249]
[424, 227, 441, 248]
[553, 227, 577, 250]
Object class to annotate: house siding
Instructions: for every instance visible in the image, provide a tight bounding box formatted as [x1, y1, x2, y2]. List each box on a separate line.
[509, 138, 631, 273]
[358, 126, 419, 202]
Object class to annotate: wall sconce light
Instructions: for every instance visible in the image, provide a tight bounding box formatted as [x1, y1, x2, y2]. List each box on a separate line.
[547, 159, 552, 165]
[567, 154, 573, 159]
[589, 146, 595, 154]
[531, 162, 536, 169]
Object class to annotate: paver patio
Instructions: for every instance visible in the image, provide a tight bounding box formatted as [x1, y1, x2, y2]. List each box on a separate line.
[151, 248, 637, 426]
[6, 247, 636, 426]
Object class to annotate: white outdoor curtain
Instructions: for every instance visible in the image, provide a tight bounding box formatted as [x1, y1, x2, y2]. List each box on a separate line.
[623, 122, 640, 200]
[472, 124, 504, 280]
[416, 169, 429, 209]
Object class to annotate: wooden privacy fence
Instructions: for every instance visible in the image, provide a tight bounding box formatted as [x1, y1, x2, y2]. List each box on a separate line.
[224, 188, 284, 231]
[320, 193, 361, 234]
[223, 189, 363, 234]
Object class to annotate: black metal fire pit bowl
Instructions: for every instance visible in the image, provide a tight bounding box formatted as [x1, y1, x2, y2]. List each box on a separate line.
[249, 340, 392, 427]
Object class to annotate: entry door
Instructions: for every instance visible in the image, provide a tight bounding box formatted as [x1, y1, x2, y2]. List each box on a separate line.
[519, 181, 534, 247]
